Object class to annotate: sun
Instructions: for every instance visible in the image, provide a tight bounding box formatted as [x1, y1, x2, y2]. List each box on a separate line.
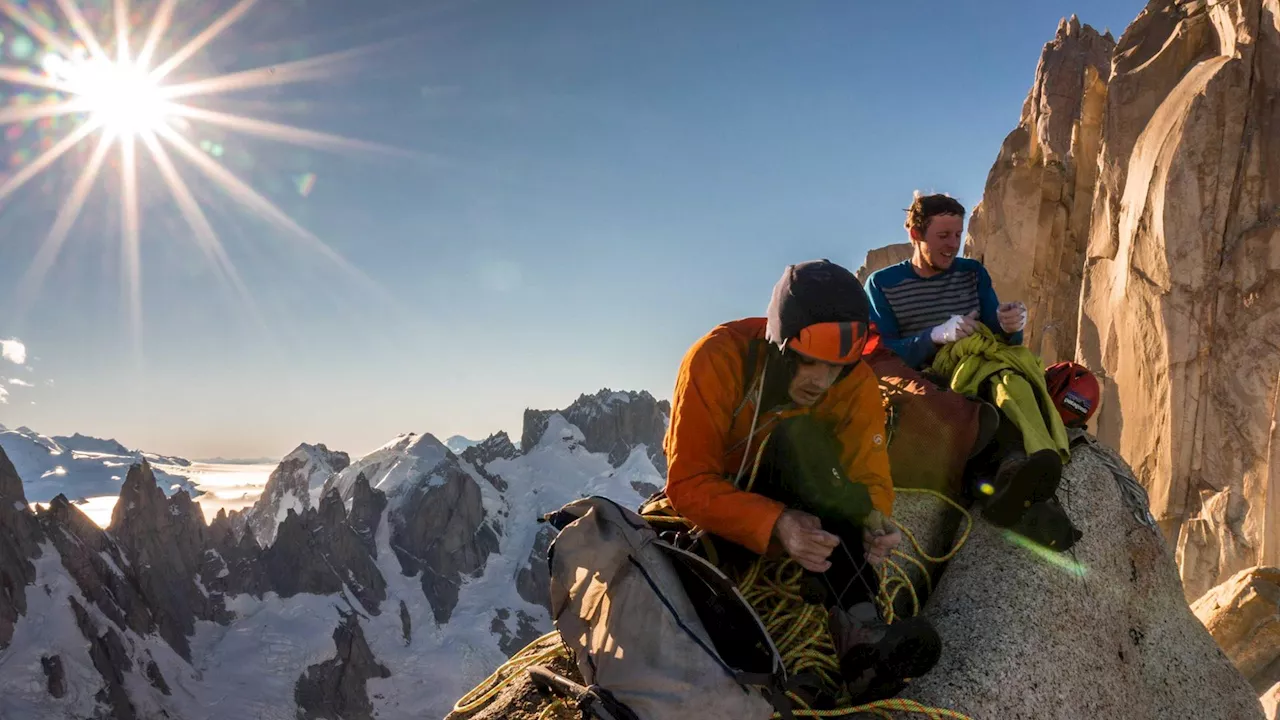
[0, 0, 402, 355]
[43, 50, 171, 138]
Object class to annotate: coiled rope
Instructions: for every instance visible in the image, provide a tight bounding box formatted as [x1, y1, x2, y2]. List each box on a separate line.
[453, 436, 976, 720]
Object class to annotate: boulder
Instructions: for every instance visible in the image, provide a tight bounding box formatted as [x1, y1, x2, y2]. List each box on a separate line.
[1074, 0, 1280, 600]
[1192, 567, 1280, 694]
[898, 437, 1262, 719]
[965, 16, 1114, 364]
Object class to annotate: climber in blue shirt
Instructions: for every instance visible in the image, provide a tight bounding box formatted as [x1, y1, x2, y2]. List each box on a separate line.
[863, 193, 1026, 371]
[862, 193, 1080, 552]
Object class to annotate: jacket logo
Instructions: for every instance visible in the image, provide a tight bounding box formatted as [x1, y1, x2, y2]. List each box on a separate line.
[873, 434, 883, 446]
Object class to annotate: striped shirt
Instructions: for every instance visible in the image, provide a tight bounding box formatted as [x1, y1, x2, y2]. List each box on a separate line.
[880, 267, 981, 336]
[863, 258, 1022, 369]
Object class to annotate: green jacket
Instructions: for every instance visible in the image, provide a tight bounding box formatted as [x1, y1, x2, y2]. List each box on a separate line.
[930, 324, 1070, 463]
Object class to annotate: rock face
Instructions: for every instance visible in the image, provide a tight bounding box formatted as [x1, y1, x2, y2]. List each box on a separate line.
[258, 480, 388, 615]
[389, 455, 501, 625]
[460, 432, 519, 492]
[0, 441, 41, 650]
[854, 243, 913, 284]
[1193, 567, 1280, 694]
[899, 438, 1263, 719]
[240, 443, 350, 547]
[108, 461, 221, 660]
[521, 389, 671, 474]
[965, 16, 1114, 364]
[1072, 0, 1280, 601]
[516, 525, 556, 612]
[294, 610, 391, 720]
[41, 655, 66, 698]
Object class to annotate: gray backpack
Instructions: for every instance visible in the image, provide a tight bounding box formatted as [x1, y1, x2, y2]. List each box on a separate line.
[544, 496, 800, 720]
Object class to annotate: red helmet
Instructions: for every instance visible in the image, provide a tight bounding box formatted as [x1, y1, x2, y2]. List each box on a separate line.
[1045, 362, 1100, 428]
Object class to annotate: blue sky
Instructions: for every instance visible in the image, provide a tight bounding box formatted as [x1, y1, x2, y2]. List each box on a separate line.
[0, 0, 1144, 459]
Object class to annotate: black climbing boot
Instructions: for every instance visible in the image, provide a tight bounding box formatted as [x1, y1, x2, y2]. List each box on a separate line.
[828, 602, 942, 703]
[980, 448, 1062, 527]
[1011, 496, 1083, 551]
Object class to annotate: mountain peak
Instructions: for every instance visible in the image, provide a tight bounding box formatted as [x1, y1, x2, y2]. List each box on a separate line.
[237, 442, 351, 547]
[445, 435, 481, 454]
[520, 388, 671, 473]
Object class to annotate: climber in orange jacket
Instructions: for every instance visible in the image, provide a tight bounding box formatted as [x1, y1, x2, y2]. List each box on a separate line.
[662, 258, 940, 702]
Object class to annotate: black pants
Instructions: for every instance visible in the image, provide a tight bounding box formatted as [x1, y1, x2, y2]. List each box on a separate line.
[739, 415, 882, 611]
[963, 412, 1026, 499]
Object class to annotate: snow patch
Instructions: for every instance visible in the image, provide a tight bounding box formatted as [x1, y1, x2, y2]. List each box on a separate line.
[0, 544, 105, 719]
[177, 592, 347, 719]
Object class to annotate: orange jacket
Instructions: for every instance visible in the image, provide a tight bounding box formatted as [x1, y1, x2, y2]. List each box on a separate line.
[662, 317, 894, 555]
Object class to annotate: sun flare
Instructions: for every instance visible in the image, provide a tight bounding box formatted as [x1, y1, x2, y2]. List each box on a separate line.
[0, 0, 399, 354]
[42, 49, 170, 138]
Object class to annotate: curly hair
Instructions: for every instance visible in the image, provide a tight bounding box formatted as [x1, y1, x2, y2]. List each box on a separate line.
[904, 192, 966, 235]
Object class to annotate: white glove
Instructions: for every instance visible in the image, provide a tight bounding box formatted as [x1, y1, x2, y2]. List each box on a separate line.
[998, 301, 1027, 333]
[930, 311, 979, 345]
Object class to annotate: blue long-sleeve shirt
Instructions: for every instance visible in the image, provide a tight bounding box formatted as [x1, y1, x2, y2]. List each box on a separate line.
[864, 258, 1023, 369]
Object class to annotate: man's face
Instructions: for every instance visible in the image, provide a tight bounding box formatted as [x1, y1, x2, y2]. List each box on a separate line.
[788, 355, 846, 407]
[911, 213, 964, 272]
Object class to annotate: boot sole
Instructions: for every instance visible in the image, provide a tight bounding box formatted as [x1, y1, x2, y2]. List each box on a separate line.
[841, 619, 942, 699]
[877, 620, 942, 680]
[983, 449, 1062, 527]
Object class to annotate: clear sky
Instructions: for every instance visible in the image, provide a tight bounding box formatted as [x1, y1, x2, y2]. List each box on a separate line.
[0, 0, 1144, 460]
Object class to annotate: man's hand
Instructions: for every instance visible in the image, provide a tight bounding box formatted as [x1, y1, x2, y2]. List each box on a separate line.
[862, 525, 902, 566]
[930, 310, 979, 345]
[998, 301, 1027, 334]
[771, 509, 840, 572]
[861, 509, 901, 566]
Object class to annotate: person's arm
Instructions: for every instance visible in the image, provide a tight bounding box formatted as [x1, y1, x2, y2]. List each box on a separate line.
[977, 265, 1023, 345]
[832, 363, 895, 519]
[663, 333, 785, 555]
[866, 273, 937, 368]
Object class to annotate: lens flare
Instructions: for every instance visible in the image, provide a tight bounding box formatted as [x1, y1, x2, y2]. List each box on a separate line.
[0, 0, 404, 351]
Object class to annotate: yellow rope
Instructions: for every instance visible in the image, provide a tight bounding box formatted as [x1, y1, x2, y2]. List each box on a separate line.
[450, 631, 568, 715]
[536, 698, 568, 719]
[730, 487, 975, 720]
[451, 488, 977, 720]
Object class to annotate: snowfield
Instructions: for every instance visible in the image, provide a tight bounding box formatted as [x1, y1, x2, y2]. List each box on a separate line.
[0, 408, 663, 720]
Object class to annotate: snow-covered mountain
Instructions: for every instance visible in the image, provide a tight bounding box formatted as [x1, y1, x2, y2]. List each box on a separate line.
[445, 435, 480, 454]
[234, 442, 350, 546]
[0, 424, 197, 504]
[0, 388, 668, 720]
